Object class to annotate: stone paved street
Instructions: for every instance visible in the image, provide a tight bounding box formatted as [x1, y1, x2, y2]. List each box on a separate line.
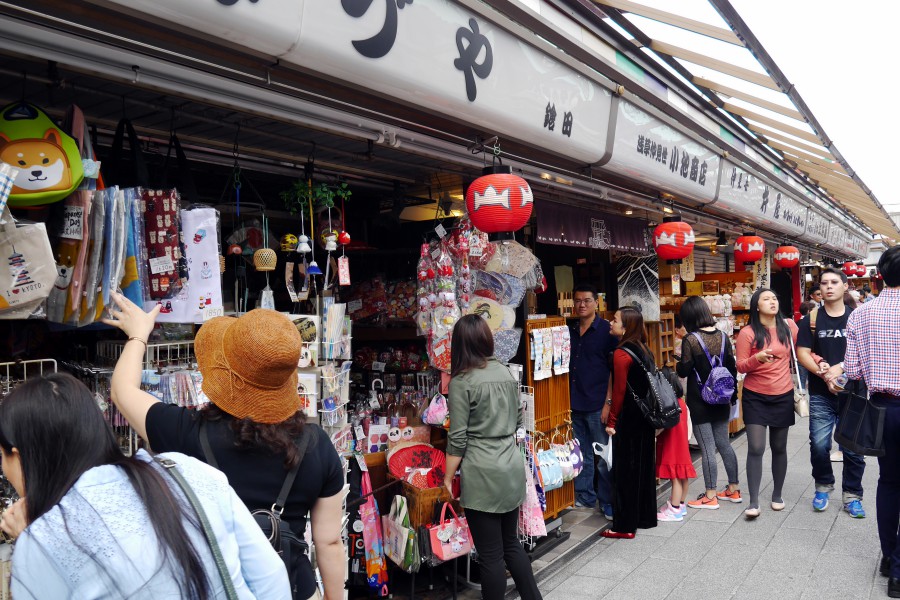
[528, 417, 887, 600]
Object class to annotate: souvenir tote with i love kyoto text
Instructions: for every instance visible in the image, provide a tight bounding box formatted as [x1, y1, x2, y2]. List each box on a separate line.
[0, 207, 56, 318]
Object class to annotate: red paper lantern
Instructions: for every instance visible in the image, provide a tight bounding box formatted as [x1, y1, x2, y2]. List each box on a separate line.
[652, 216, 695, 263]
[842, 261, 856, 277]
[774, 245, 800, 269]
[734, 233, 765, 264]
[465, 165, 533, 241]
[855, 263, 867, 277]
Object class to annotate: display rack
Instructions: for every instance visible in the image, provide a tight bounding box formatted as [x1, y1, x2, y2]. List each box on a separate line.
[523, 316, 574, 521]
[646, 312, 676, 368]
[0, 358, 57, 395]
[96, 340, 195, 369]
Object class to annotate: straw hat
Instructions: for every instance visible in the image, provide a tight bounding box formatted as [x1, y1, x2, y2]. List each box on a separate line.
[195, 309, 301, 424]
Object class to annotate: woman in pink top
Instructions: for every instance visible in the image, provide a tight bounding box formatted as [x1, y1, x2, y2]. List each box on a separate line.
[736, 288, 798, 519]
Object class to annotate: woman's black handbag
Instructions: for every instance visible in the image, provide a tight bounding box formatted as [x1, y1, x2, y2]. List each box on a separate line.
[834, 381, 886, 457]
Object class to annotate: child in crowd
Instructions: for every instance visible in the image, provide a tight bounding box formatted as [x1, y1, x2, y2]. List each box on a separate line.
[656, 368, 696, 522]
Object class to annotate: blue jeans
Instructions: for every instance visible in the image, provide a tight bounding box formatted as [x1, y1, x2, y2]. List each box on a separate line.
[809, 393, 865, 501]
[875, 399, 900, 579]
[572, 410, 612, 508]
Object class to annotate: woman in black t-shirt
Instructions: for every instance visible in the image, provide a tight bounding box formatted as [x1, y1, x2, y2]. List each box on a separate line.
[103, 293, 345, 600]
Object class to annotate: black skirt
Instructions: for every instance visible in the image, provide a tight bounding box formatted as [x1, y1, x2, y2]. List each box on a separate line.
[741, 388, 795, 428]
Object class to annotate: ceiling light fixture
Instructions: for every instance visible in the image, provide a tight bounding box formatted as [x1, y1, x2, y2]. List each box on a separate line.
[662, 206, 674, 214]
[624, 209, 633, 215]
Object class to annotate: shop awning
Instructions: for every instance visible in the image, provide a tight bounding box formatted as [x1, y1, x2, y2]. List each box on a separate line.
[591, 0, 899, 240]
[535, 200, 649, 252]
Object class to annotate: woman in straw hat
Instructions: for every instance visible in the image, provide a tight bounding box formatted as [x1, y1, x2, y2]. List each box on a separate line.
[103, 293, 345, 600]
[0, 372, 290, 599]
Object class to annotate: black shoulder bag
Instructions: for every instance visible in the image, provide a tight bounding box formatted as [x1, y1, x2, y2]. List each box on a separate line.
[620, 346, 681, 429]
[834, 379, 885, 457]
[200, 421, 315, 598]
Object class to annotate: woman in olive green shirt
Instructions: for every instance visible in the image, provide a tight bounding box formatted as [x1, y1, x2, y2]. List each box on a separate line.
[444, 315, 542, 600]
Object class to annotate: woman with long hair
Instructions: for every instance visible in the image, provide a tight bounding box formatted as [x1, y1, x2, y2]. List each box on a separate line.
[677, 296, 740, 511]
[735, 288, 799, 519]
[104, 293, 345, 600]
[444, 314, 541, 600]
[0, 373, 289, 599]
[602, 307, 658, 538]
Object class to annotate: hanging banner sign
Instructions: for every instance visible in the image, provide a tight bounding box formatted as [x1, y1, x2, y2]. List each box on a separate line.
[534, 201, 650, 253]
[604, 100, 721, 203]
[714, 161, 807, 238]
[752, 246, 771, 290]
[105, 0, 614, 165]
[680, 252, 696, 282]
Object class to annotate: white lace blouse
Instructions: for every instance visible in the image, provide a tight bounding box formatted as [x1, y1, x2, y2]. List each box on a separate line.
[10, 450, 290, 599]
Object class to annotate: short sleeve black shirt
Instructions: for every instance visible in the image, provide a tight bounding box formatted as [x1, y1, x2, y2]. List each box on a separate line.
[145, 403, 344, 535]
[797, 305, 851, 397]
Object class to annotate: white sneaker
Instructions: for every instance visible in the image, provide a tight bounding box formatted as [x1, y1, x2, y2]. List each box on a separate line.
[657, 503, 683, 522]
[830, 451, 843, 462]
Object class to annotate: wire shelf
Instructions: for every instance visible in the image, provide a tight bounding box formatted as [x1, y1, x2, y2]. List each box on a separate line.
[0, 359, 57, 396]
[96, 340, 195, 369]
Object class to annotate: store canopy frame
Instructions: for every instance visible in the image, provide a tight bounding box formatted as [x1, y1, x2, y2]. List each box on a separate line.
[591, 0, 899, 240]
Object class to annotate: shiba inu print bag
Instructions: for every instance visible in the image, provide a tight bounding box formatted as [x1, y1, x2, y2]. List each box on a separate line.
[0, 102, 84, 207]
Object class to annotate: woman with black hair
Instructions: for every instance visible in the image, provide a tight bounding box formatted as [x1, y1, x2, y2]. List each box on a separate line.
[444, 314, 541, 600]
[735, 288, 799, 519]
[103, 293, 345, 600]
[0, 373, 289, 599]
[603, 307, 658, 538]
[677, 296, 740, 510]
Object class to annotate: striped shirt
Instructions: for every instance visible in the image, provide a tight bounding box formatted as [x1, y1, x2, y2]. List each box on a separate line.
[844, 287, 900, 397]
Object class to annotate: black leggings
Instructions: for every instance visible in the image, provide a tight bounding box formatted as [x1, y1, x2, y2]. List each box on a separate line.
[745, 424, 790, 509]
[464, 508, 542, 600]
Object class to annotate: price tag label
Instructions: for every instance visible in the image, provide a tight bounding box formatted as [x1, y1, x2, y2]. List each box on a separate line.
[431, 246, 441, 260]
[371, 361, 386, 372]
[202, 305, 224, 321]
[469, 245, 483, 257]
[354, 425, 365, 440]
[348, 299, 363, 313]
[148, 256, 175, 274]
[435, 223, 447, 238]
[60, 205, 84, 240]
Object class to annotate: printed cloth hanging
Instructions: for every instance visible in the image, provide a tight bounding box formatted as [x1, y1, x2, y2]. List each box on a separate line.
[150, 206, 222, 323]
[119, 187, 143, 307]
[141, 189, 184, 300]
[79, 189, 106, 325]
[519, 449, 547, 538]
[46, 190, 92, 323]
[359, 470, 389, 596]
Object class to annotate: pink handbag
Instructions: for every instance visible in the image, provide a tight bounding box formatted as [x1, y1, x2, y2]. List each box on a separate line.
[427, 502, 473, 562]
[421, 392, 450, 428]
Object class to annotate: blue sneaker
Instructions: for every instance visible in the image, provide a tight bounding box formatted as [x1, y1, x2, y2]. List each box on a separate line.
[678, 503, 687, 517]
[812, 491, 829, 512]
[602, 504, 614, 520]
[844, 499, 866, 518]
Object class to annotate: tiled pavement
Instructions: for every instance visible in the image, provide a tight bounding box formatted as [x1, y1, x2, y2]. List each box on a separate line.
[527, 417, 888, 600]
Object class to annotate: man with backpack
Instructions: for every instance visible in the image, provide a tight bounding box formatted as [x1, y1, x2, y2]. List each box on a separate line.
[796, 268, 866, 518]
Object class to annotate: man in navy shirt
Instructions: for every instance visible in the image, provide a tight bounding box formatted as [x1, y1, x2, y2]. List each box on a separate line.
[569, 284, 618, 518]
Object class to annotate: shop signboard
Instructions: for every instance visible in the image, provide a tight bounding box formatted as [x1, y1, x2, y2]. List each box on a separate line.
[802, 208, 830, 247]
[604, 100, 721, 203]
[105, 0, 614, 165]
[534, 201, 650, 253]
[825, 220, 847, 253]
[714, 160, 807, 238]
[848, 232, 869, 258]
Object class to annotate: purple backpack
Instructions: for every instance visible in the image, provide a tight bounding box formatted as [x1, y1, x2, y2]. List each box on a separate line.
[691, 332, 736, 405]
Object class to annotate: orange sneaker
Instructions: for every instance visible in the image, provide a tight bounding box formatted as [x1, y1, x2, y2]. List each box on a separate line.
[687, 493, 720, 510]
[717, 487, 743, 503]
